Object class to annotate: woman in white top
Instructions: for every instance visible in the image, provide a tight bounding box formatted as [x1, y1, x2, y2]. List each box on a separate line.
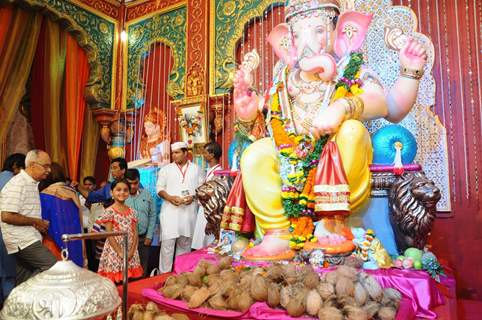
[191, 142, 223, 250]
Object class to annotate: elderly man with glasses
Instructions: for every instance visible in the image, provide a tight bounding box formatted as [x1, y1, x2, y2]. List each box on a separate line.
[0, 149, 56, 285]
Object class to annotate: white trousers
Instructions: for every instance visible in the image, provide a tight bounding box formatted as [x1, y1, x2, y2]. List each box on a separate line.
[159, 236, 192, 273]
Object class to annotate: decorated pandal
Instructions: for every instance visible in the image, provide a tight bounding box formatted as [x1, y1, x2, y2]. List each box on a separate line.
[126, 0, 451, 319]
[0, 0, 456, 319]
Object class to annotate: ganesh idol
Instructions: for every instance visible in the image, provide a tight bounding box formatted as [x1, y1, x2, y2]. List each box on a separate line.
[233, 0, 428, 260]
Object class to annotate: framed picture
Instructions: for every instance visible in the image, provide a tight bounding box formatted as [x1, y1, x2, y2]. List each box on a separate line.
[177, 102, 208, 146]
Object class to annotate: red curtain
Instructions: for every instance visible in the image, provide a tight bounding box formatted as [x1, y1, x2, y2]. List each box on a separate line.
[30, 18, 90, 180]
[65, 34, 89, 181]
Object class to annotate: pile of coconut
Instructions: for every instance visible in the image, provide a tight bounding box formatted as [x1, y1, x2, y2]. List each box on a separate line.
[127, 301, 189, 320]
[159, 257, 402, 320]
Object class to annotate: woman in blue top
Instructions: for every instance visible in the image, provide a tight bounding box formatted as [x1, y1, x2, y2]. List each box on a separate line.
[39, 163, 85, 267]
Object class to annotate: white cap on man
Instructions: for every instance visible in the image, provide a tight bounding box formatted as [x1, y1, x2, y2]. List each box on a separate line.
[171, 141, 188, 151]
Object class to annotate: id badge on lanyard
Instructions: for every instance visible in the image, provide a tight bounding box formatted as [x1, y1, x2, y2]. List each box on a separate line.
[178, 162, 190, 197]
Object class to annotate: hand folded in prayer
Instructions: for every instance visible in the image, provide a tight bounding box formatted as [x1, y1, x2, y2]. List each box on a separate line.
[169, 196, 184, 206]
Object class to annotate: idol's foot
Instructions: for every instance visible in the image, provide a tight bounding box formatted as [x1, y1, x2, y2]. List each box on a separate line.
[304, 234, 355, 254]
[243, 229, 295, 261]
[308, 216, 356, 254]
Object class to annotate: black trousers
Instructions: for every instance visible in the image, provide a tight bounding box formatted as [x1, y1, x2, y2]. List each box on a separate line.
[14, 241, 56, 285]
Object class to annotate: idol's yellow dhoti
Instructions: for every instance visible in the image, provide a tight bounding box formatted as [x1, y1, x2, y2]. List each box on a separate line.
[241, 119, 373, 232]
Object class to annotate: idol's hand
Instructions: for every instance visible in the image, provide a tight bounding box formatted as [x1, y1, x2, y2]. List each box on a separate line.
[233, 69, 260, 123]
[399, 38, 427, 71]
[310, 101, 346, 138]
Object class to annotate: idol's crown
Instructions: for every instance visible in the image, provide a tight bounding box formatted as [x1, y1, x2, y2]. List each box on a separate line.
[285, 0, 341, 21]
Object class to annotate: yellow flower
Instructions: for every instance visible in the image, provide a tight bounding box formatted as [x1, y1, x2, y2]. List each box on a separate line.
[310, 237, 318, 242]
[299, 236, 306, 242]
[333, 87, 348, 100]
[350, 84, 363, 95]
[248, 242, 254, 248]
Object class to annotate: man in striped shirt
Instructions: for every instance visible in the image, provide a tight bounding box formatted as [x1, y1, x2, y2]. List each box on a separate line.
[0, 150, 56, 284]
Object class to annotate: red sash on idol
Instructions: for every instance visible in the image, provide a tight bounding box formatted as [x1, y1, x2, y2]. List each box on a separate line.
[313, 141, 351, 217]
[221, 172, 255, 233]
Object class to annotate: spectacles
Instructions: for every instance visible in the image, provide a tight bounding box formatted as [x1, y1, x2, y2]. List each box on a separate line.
[33, 162, 51, 170]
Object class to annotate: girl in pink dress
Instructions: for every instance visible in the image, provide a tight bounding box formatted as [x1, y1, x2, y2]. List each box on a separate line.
[97, 180, 143, 282]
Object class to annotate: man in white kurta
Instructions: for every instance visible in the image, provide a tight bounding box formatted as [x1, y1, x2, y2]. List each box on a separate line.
[156, 142, 204, 273]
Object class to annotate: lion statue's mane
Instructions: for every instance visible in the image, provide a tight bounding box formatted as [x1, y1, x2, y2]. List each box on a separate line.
[389, 172, 441, 253]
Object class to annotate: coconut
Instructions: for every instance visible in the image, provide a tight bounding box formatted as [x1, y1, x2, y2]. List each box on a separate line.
[181, 285, 197, 301]
[325, 271, 338, 285]
[318, 306, 344, 320]
[354, 282, 368, 306]
[170, 314, 190, 320]
[237, 292, 254, 312]
[335, 276, 355, 297]
[206, 263, 220, 275]
[175, 273, 189, 287]
[142, 311, 156, 320]
[208, 293, 228, 310]
[267, 283, 281, 308]
[363, 301, 381, 318]
[128, 304, 144, 320]
[344, 305, 369, 320]
[378, 306, 397, 320]
[226, 294, 239, 311]
[321, 294, 337, 308]
[382, 288, 402, 309]
[250, 274, 268, 301]
[194, 264, 206, 277]
[188, 287, 211, 308]
[280, 286, 291, 309]
[153, 315, 175, 320]
[145, 302, 160, 313]
[206, 274, 221, 287]
[286, 297, 305, 317]
[161, 284, 183, 299]
[305, 289, 322, 316]
[304, 271, 320, 289]
[336, 265, 358, 281]
[267, 265, 284, 282]
[337, 295, 356, 308]
[218, 256, 233, 270]
[186, 272, 203, 287]
[359, 274, 383, 301]
[164, 276, 177, 287]
[282, 264, 297, 279]
[317, 282, 335, 299]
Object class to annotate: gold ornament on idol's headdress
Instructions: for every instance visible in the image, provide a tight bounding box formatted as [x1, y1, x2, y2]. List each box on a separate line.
[285, 0, 354, 23]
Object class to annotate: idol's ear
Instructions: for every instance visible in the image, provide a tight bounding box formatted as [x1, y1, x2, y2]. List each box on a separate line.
[267, 23, 296, 68]
[334, 11, 373, 58]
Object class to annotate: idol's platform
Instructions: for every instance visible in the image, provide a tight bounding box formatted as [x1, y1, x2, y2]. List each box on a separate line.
[121, 249, 457, 319]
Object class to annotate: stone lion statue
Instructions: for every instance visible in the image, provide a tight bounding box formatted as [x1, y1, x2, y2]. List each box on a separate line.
[196, 175, 233, 238]
[389, 172, 441, 253]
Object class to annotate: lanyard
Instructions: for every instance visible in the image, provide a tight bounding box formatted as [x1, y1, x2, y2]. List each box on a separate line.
[206, 164, 221, 181]
[176, 162, 190, 184]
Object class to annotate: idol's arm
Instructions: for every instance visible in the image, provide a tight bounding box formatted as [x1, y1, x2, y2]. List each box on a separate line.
[385, 76, 421, 123]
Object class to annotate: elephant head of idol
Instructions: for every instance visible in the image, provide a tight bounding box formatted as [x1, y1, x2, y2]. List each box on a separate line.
[268, 0, 372, 81]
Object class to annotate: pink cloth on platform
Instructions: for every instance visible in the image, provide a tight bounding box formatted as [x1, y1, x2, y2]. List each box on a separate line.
[163, 249, 448, 319]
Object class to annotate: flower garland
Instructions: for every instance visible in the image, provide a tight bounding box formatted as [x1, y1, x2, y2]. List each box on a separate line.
[270, 91, 328, 218]
[270, 52, 364, 220]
